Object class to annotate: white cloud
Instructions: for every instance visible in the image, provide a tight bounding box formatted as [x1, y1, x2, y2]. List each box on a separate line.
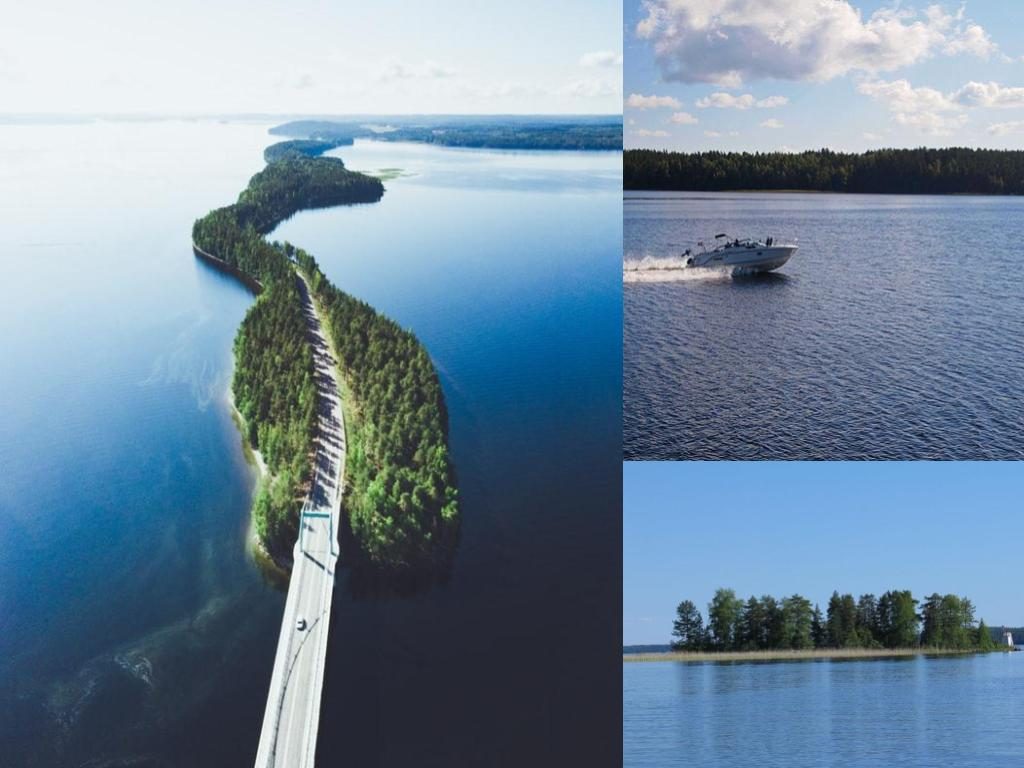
[378, 59, 459, 82]
[424, 60, 458, 79]
[988, 121, 1024, 136]
[952, 81, 1024, 108]
[760, 118, 784, 129]
[863, 132, 884, 141]
[858, 78, 967, 135]
[635, 1, 997, 86]
[943, 22, 997, 58]
[559, 79, 620, 98]
[626, 92, 682, 109]
[696, 92, 788, 109]
[704, 130, 722, 137]
[579, 50, 623, 68]
[669, 111, 698, 124]
[858, 79, 959, 114]
[631, 128, 670, 137]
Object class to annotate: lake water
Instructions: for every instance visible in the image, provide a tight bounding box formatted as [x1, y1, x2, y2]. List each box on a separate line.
[0, 122, 622, 766]
[624, 654, 1024, 767]
[623, 191, 1024, 459]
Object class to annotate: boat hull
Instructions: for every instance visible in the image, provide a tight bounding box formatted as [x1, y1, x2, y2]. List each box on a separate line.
[690, 245, 797, 273]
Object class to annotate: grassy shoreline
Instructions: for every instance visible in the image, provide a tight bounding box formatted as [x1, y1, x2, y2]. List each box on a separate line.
[625, 648, 1014, 663]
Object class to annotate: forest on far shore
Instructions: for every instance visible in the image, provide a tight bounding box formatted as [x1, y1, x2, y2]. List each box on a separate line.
[625, 147, 1024, 194]
[671, 588, 1006, 653]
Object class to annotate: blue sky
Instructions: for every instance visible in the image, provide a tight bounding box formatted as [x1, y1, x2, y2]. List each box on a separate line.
[625, 0, 1024, 151]
[624, 462, 1024, 646]
[0, 0, 621, 114]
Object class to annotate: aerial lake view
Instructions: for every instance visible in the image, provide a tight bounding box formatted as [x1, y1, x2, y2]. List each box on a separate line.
[624, 653, 1024, 768]
[0, 119, 621, 766]
[623, 191, 1024, 460]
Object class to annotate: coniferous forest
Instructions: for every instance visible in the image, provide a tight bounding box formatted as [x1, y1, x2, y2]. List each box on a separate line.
[625, 147, 1024, 194]
[671, 588, 1001, 653]
[192, 143, 458, 573]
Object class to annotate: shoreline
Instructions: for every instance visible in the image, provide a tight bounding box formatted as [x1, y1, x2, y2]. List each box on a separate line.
[625, 648, 1015, 664]
[226, 379, 292, 579]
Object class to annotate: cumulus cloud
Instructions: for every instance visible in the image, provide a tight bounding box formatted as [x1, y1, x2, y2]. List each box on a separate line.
[760, 118, 784, 129]
[626, 92, 682, 109]
[858, 77, 1024, 135]
[704, 130, 722, 137]
[943, 22, 997, 58]
[988, 121, 1024, 136]
[635, 1, 997, 86]
[952, 81, 1024, 108]
[632, 128, 670, 137]
[670, 111, 698, 124]
[378, 60, 458, 82]
[579, 50, 623, 67]
[696, 92, 789, 109]
[857, 78, 967, 135]
[863, 131, 884, 141]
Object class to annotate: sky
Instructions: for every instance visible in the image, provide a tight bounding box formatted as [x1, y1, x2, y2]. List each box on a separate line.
[625, 0, 1024, 151]
[624, 462, 1024, 646]
[0, 0, 621, 115]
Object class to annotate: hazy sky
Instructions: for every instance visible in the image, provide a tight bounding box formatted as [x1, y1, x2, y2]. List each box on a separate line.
[625, 0, 1024, 151]
[624, 462, 1024, 646]
[1, 0, 622, 115]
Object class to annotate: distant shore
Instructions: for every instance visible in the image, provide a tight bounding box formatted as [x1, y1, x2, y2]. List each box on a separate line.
[625, 647, 1014, 663]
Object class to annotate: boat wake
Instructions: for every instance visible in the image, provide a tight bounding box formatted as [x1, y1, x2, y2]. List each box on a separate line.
[623, 255, 730, 284]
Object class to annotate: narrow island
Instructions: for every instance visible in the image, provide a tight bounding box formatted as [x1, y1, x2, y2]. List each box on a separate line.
[627, 587, 1016, 663]
[625, 147, 1024, 194]
[270, 115, 624, 151]
[193, 141, 458, 577]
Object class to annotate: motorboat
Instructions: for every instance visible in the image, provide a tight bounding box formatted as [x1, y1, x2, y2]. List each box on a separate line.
[683, 233, 797, 273]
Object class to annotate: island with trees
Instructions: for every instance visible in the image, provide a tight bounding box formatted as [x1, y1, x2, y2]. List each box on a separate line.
[626, 587, 1014, 662]
[193, 141, 458, 576]
[625, 147, 1024, 195]
[270, 115, 623, 151]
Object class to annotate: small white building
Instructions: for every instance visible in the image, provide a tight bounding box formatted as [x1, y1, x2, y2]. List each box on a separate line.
[1003, 629, 1014, 647]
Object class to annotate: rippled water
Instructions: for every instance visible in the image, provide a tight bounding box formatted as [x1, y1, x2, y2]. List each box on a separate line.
[624, 654, 1024, 768]
[624, 191, 1024, 459]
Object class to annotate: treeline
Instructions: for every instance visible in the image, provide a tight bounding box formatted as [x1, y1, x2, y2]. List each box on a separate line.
[292, 245, 459, 573]
[271, 118, 623, 151]
[625, 148, 1024, 194]
[263, 139, 349, 164]
[192, 149, 457, 572]
[672, 588, 999, 653]
[234, 277, 317, 549]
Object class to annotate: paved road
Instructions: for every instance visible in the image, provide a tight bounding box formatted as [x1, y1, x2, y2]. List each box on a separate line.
[254, 272, 345, 768]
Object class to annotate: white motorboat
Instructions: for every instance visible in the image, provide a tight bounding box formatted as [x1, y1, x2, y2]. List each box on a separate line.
[683, 233, 797, 273]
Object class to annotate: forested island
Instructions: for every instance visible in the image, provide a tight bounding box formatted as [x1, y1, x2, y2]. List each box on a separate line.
[193, 141, 458, 574]
[270, 116, 623, 151]
[625, 147, 1024, 194]
[665, 588, 1007, 655]
[263, 138, 349, 163]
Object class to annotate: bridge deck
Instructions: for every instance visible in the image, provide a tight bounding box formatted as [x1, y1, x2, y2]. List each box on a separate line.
[254, 272, 345, 768]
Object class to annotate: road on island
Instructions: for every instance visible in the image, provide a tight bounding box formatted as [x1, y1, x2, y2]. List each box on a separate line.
[254, 271, 346, 768]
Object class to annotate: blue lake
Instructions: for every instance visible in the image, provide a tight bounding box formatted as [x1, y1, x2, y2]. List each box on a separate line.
[624, 191, 1024, 459]
[624, 654, 1024, 768]
[0, 122, 622, 766]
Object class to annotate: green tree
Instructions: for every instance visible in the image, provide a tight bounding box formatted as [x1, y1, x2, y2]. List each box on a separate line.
[977, 619, 995, 651]
[672, 600, 705, 651]
[708, 588, 744, 651]
[783, 595, 814, 650]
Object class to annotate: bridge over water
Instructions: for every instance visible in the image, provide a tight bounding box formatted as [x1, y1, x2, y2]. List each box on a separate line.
[254, 273, 346, 768]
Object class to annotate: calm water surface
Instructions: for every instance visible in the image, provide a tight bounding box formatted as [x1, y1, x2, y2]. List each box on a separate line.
[624, 654, 1024, 767]
[624, 191, 1024, 459]
[0, 124, 622, 766]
